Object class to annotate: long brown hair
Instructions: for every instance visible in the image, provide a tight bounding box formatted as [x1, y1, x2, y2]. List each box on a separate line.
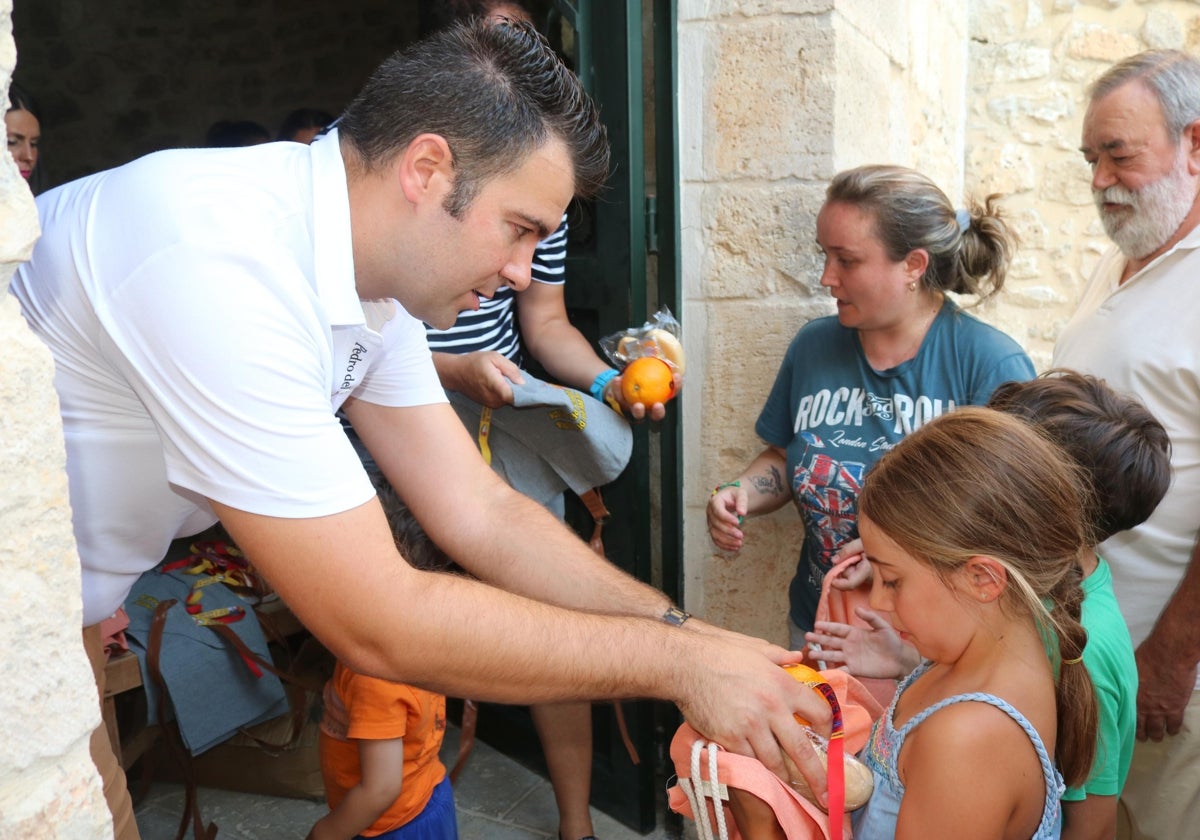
[859, 407, 1098, 786]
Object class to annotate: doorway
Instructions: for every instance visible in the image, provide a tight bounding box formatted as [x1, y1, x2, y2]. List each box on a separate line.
[12, 0, 681, 831]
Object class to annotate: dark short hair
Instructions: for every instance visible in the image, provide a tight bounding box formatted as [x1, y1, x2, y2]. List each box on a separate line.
[205, 119, 271, 148]
[987, 370, 1172, 542]
[368, 472, 455, 573]
[277, 108, 334, 142]
[7, 80, 40, 120]
[337, 18, 608, 217]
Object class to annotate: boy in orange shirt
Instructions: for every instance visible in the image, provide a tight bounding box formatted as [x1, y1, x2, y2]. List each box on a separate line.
[308, 483, 458, 840]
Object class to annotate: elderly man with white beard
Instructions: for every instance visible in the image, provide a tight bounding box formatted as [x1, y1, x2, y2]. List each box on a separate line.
[1054, 49, 1200, 840]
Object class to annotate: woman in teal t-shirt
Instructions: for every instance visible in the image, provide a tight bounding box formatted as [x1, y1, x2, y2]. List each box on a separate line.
[707, 164, 1035, 645]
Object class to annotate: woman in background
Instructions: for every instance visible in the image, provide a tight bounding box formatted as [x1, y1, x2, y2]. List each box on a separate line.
[6, 81, 42, 193]
[707, 164, 1035, 649]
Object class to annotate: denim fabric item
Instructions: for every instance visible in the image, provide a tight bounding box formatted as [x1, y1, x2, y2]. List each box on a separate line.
[447, 373, 632, 506]
[123, 567, 290, 755]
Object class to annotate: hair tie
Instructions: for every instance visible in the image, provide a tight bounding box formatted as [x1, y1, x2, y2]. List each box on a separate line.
[956, 208, 971, 233]
[1063, 656, 1083, 666]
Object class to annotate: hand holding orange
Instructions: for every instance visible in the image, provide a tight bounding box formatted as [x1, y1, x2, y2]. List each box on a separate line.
[620, 356, 677, 406]
[780, 663, 874, 811]
[782, 662, 827, 726]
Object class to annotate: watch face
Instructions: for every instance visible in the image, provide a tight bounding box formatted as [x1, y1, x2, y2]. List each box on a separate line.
[664, 607, 690, 626]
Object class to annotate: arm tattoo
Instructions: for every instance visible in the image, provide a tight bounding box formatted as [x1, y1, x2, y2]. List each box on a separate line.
[751, 465, 785, 498]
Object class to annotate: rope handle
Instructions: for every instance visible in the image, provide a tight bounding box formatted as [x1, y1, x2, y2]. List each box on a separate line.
[679, 739, 731, 840]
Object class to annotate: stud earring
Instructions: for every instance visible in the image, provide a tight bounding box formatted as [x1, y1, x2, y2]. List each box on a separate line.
[908, 282, 917, 292]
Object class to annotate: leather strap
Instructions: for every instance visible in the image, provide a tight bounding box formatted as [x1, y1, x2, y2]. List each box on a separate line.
[146, 599, 217, 840]
[448, 483, 641, 780]
[578, 488, 611, 556]
[204, 621, 322, 751]
[577, 488, 641, 766]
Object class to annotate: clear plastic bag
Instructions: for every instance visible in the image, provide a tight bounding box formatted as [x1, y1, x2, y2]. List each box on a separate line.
[599, 306, 685, 375]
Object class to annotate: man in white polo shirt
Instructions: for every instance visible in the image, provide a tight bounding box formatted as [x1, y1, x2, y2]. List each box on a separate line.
[11, 20, 830, 840]
[1055, 49, 1200, 840]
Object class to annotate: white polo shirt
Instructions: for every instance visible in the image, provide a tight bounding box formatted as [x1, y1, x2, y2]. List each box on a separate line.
[11, 130, 447, 625]
[1054, 223, 1200, 662]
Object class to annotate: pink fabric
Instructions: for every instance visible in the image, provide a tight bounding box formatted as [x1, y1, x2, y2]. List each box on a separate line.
[805, 555, 897, 709]
[667, 669, 883, 840]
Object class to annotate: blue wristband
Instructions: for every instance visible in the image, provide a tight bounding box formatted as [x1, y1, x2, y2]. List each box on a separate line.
[589, 368, 618, 401]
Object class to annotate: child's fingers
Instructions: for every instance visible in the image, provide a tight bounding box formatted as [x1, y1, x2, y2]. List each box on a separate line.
[830, 554, 870, 590]
[853, 606, 892, 630]
[805, 623, 852, 653]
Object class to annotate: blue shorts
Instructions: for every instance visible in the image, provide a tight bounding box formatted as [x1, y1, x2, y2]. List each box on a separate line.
[362, 776, 457, 840]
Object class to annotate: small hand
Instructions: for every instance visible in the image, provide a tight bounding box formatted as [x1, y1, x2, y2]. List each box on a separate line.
[305, 818, 337, 840]
[447, 351, 524, 407]
[805, 607, 916, 680]
[829, 542, 870, 590]
[707, 482, 747, 552]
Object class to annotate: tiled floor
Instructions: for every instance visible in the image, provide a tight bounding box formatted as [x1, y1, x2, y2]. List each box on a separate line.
[133, 722, 689, 840]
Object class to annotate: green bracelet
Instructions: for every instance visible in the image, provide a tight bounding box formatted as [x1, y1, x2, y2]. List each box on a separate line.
[710, 480, 740, 498]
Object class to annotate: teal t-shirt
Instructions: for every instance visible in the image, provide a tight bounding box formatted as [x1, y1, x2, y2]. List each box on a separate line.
[755, 300, 1035, 631]
[1063, 556, 1137, 800]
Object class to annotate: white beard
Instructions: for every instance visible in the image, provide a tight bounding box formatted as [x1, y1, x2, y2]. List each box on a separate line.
[1093, 153, 1199, 260]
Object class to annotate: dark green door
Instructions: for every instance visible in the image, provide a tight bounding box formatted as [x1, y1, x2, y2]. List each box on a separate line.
[556, 0, 683, 831]
[463, 0, 682, 833]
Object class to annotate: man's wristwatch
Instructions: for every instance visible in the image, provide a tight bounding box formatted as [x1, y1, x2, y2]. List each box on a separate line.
[661, 605, 692, 627]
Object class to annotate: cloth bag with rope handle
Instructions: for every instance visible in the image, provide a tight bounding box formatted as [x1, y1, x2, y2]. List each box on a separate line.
[667, 668, 883, 840]
[444, 373, 641, 778]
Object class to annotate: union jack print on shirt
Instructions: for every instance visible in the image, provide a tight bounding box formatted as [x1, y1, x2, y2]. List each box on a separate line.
[794, 433, 866, 566]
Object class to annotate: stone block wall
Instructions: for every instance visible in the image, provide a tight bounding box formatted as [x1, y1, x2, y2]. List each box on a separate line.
[1, 2, 110, 834]
[678, 0, 1199, 644]
[679, 0, 969, 643]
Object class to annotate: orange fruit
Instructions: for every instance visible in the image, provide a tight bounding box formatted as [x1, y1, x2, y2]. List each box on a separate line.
[783, 663, 827, 726]
[620, 357, 677, 405]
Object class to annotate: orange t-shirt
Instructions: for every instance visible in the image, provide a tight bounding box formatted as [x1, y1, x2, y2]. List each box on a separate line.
[319, 661, 448, 836]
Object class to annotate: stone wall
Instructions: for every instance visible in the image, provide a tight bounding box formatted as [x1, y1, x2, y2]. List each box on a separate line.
[0, 1, 111, 835]
[678, 0, 1200, 644]
[966, 0, 1200, 369]
[679, 0, 970, 642]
